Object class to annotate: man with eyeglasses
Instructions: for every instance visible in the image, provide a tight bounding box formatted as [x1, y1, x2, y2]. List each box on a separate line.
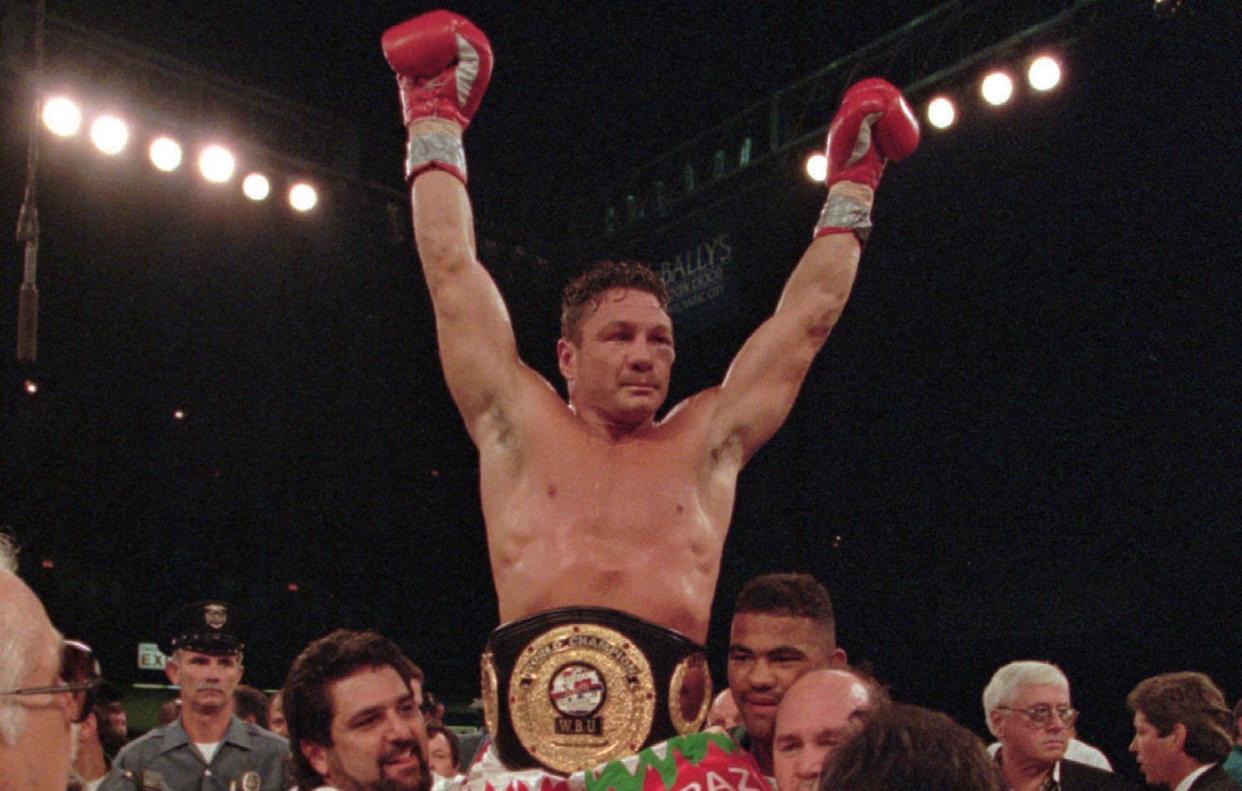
[100, 601, 289, 790]
[983, 661, 1136, 791]
[0, 534, 102, 791]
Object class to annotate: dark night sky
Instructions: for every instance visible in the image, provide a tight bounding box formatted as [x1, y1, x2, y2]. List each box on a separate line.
[1, 0, 1239, 775]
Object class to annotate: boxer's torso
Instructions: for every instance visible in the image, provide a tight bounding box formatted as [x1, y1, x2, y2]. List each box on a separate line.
[479, 385, 739, 643]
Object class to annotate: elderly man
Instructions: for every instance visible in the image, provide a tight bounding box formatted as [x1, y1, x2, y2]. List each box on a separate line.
[0, 534, 100, 791]
[1127, 672, 1240, 790]
[983, 661, 1136, 791]
[282, 629, 432, 791]
[772, 668, 880, 791]
[101, 601, 289, 790]
[727, 573, 847, 774]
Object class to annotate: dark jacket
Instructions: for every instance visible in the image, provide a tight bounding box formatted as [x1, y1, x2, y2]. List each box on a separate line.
[1060, 757, 1141, 790]
[1186, 764, 1242, 791]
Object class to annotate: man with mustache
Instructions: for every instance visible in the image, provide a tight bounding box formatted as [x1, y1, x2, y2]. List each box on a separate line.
[100, 601, 289, 790]
[283, 629, 431, 791]
[984, 661, 1135, 791]
[381, 9, 918, 779]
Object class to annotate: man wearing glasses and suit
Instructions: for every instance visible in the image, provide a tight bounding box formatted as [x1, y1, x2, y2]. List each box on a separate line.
[0, 533, 102, 791]
[983, 660, 1137, 791]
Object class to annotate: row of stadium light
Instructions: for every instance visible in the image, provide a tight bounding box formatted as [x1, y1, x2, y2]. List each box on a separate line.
[805, 54, 1064, 182]
[40, 95, 321, 212]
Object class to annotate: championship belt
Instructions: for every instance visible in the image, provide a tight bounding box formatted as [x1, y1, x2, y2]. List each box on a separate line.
[481, 607, 711, 775]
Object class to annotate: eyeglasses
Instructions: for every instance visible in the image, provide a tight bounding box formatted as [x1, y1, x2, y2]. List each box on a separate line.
[0, 639, 102, 723]
[997, 704, 1078, 729]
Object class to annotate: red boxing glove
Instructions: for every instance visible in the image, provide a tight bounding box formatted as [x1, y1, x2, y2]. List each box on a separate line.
[815, 78, 920, 240]
[381, 10, 494, 183]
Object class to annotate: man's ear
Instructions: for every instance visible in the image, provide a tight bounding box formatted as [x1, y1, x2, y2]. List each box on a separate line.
[302, 739, 330, 780]
[556, 337, 576, 383]
[556, 337, 574, 377]
[829, 648, 848, 668]
[988, 708, 1006, 737]
[1170, 722, 1187, 751]
[164, 657, 179, 687]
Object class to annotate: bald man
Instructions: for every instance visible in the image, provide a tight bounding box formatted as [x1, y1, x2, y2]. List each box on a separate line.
[772, 669, 881, 791]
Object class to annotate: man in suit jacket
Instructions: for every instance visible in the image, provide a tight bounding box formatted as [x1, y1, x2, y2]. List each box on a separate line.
[983, 660, 1137, 790]
[1127, 672, 1242, 790]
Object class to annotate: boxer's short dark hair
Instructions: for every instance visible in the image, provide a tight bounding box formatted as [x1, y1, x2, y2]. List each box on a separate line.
[283, 629, 420, 788]
[1127, 672, 1233, 764]
[561, 260, 669, 343]
[734, 573, 837, 645]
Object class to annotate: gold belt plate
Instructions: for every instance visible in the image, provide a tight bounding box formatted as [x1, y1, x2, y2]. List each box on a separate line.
[508, 623, 656, 773]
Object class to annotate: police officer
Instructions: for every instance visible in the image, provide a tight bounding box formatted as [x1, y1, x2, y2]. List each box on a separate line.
[100, 601, 289, 790]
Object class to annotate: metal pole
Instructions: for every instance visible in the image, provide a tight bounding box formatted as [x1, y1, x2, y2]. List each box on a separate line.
[15, 0, 44, 363]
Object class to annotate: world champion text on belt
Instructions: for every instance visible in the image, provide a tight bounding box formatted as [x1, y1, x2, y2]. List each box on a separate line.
[509, 623, 656, 773]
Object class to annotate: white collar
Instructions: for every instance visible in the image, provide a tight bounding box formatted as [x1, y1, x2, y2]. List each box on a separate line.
[1173, 763, 1216, 791]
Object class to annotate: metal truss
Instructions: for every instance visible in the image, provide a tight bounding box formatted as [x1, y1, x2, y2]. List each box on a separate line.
[572, 0, 1142, 249]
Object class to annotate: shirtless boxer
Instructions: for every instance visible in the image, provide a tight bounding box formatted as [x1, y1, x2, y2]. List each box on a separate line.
[381, 9, 919, 779]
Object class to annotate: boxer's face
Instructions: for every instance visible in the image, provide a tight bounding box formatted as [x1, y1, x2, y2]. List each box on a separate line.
[558, 288, 674, 425]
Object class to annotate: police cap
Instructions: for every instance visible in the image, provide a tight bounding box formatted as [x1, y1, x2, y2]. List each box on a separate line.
[159, 600, 245, 656]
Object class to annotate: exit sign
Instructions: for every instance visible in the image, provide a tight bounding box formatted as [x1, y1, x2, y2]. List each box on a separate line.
[137, 642, 166, 670]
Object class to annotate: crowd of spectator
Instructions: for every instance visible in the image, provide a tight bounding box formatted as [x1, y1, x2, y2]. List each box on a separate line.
[3, 537, 1240, 791]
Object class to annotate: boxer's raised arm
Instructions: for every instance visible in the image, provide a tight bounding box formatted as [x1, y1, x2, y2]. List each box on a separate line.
[384, 12, 526, 438]
[411, 169, 524, 436]
[710, 79, 920, 464]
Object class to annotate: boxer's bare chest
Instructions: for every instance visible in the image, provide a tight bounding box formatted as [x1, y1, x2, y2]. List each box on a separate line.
[479, 410, 736, 638]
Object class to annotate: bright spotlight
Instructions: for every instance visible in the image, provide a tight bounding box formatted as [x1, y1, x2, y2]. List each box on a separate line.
[149, 137, 182, 172]
[804, 153, 827, 183]
[981, 72, 1014, 106]
[90, 115, 129, 155]
[927, 96, 956, 129]
[41, 96, 82, 137]
[1028, 56, 1062, 92]
[242, 173, 271, 201]
[199, 145, 236, 183]
[289, 182, 318, 212]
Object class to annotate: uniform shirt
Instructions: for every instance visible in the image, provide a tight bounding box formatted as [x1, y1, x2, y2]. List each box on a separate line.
[99, 715, 289, 791]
